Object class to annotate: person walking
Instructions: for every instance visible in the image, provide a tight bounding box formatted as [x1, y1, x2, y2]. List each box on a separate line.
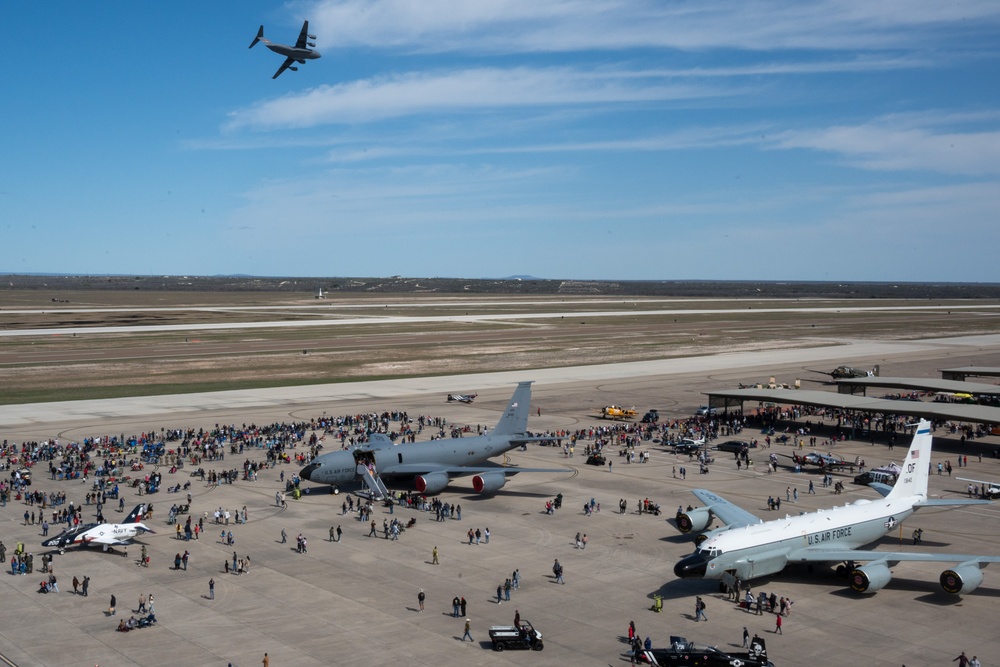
[452, 596, 460, 617]
[82, 576, 89, 597]
[138, 593, 147, 613]
[775, 613, 782, 635]
[72, 575, 80, 595]
[417, 589, 425, 611]
[109, 593, 117, 616]
[496, 584, 503, 605]
[695, 596, 707, 622]
[553, 559, 565, 584]
[460, 596, 467, 617]
[432, 546, 439, 564]
[743, 626, 750, 648]
[336, 525, 342, 542]
[209, 577, 215, 600]
[462, 618, 473, 642]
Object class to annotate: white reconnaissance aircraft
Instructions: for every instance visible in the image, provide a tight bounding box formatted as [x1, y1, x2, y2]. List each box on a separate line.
[673, 419, 1000, 595]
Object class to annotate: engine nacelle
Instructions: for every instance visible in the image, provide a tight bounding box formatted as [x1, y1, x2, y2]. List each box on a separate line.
[940, 562, 985, 595]
[850, 561, 892, 593]
[472, 472, 507, 494]
[676, 507, 713, 534]
[308, 33, 317, 39]
[415, 472, 450, 494]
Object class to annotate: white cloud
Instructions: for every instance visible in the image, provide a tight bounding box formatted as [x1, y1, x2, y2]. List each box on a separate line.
[773, 116, 1000, 176]
[226, 66, 729, 130]
[307, 0, 1000, 53]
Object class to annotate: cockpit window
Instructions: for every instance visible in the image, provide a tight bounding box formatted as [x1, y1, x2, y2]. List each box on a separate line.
[699, 546, 722, 558]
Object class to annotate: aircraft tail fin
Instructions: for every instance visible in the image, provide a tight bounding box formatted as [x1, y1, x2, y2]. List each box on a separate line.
[249, 25, 264, 49]
[885, 419, 932, 501]
[492, 381, 533, 436]
[124, 504, 148, 524]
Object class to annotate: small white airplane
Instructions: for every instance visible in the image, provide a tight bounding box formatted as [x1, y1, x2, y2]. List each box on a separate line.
[673, 420, 1000, 595]
[42, 504, 155, 554]
[446, 393, 478, 403]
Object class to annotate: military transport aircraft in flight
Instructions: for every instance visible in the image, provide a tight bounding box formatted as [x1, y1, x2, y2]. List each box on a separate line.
[300, 382, 566, 495]
[447, 393, 478, 403]
[42, 504, 154, 554]
[809, 364, 880, 380]
[249, 20, 321, 79]
[673, 420, 1000, 595]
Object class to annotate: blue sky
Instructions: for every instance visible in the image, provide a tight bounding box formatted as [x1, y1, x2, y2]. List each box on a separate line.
[3, 1, 999, 281]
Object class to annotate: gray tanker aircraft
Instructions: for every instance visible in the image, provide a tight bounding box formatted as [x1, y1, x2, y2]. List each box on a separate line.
[249, 20, 321, 79]
[300, 381, 566, 495]
[674, 420, 1000, 595]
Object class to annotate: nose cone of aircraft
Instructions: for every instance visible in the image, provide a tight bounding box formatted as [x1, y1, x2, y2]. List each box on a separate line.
[300, 462, 319, 481]
[674, 551, 710, 579]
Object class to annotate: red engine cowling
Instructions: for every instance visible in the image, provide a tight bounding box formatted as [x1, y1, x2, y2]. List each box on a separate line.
[472, 472, 507, 494]
[415, 472, 450, 494]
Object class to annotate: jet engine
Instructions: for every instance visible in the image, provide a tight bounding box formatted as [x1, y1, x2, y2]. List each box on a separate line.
[472, 472, 507, 494]
[415, 472, 450, 494]
[940, 562, 985, 595]
[676, 507, 713, 534]
[850, 561, 892, 593]
[308, 33, 317, 39]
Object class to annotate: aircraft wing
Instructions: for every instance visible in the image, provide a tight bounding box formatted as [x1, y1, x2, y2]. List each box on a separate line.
[788, 547, 1000, 565]
[691, 489, 763, 528]
[913, 498, 993, 507]
[83, 535, 133, 546]
[272, 57, 295, 79]
[295, 20, 310, 49]
[381, 462, 566, 476]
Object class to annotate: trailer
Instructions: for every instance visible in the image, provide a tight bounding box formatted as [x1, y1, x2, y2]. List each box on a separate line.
[489, 620, 543, 651]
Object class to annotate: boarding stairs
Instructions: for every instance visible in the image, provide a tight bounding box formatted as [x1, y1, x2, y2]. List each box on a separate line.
[356, 464, 390, 501]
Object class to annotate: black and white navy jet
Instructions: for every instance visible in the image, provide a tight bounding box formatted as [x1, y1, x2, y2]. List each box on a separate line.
[249, 20, 321, 79]
[673, 420, 1000, 595]
[42, 504, 154, 554]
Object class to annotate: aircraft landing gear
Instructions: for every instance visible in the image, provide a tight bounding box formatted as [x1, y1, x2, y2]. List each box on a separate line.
[331, 486, 339, 495]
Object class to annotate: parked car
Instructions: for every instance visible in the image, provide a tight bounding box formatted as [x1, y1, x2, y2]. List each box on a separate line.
[641, 410, 660, 423]
[853, 470, 897, 485]
[674, 439, 705, 455]
[695, 406, 718, 416]
[715, 440, 752, 453]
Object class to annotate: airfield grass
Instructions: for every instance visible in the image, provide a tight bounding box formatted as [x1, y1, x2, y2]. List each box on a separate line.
[2, 292, 999, 404]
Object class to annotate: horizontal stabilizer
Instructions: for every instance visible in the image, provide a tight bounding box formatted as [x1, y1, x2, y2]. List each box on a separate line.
[868, 482, 894, 498]
[249, 25, 264, 49]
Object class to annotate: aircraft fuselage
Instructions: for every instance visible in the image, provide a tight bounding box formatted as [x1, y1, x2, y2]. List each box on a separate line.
[265, 43, 321, 61]
[301, 434, 512, 486]
[675, 497, 916, 580]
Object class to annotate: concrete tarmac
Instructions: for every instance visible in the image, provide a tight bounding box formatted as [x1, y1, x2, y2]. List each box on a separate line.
[2, 334, 1000, 666]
